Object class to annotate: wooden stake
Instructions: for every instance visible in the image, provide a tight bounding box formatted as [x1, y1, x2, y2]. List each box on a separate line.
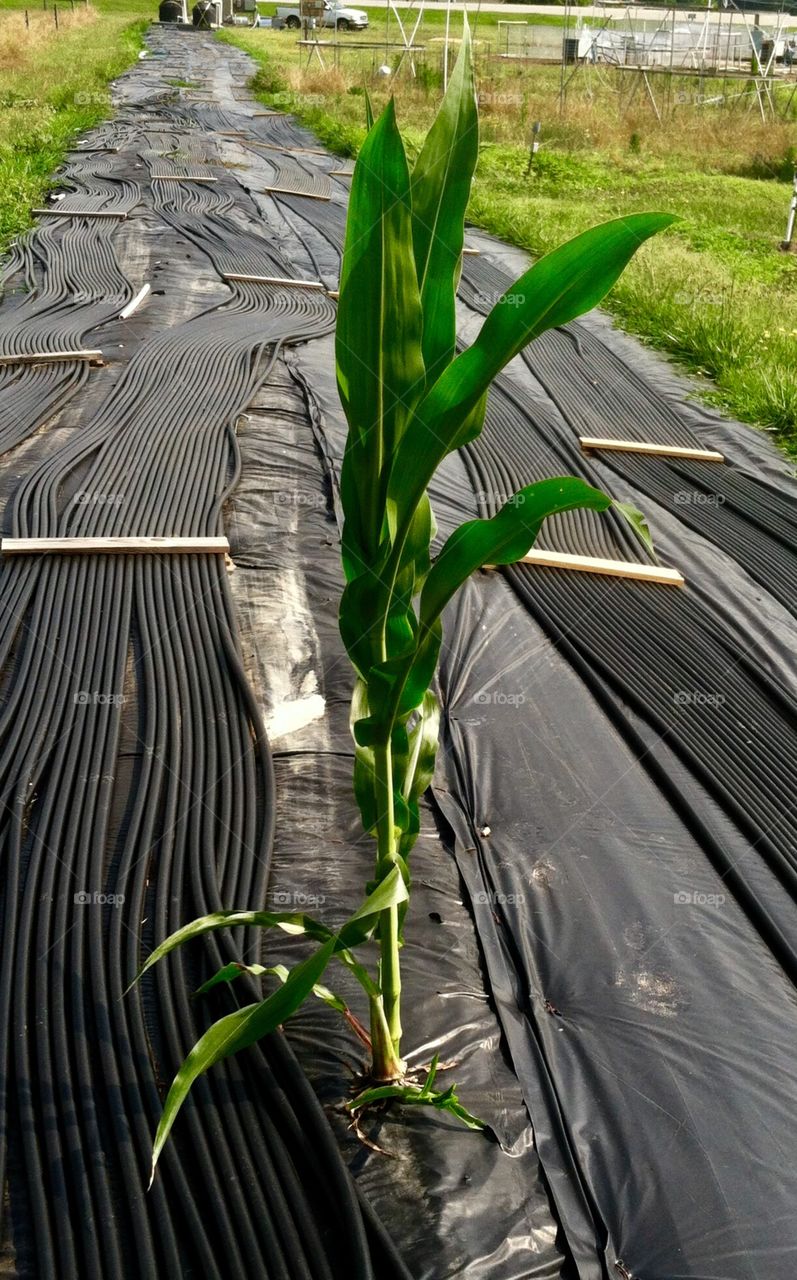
[32, 208, 126, 219]
[2, 536, 230, 556]
[150, 174, 218, 183]
[579, 436, 725, 463]
[487, 548, 684, 586]
[0, 349, 103, 367]
[221, 272, 323, 289]
[259, 185, 330, 201]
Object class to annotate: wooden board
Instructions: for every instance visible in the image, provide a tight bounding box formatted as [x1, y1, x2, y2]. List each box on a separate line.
[259, 185, 330, 201]
[579, 436, 725, 463]
[150, 174, 218, 183]
[32, 208, 126, 219]
[0, 350, 103, 367]
[2, 537, 230, 556]
[221, 273, 324, 289]
[251, 141, 330, 157]
[487, 548, 684, 586]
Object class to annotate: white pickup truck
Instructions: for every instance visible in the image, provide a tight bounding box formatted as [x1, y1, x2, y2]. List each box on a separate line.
[274, 1, 368, 29]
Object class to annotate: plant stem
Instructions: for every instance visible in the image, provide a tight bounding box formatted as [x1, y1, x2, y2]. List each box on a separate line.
[368, 993, 404, 1081]
[372, 741, 404, 1079]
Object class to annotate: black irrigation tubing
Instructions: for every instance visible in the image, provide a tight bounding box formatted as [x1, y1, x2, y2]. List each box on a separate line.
[210, 96, 797, 959]
[0, 90, 409, 1280]
[458, 369, 797, 977]
[0, 158, 138, 455]
[460, 252, 797, 611]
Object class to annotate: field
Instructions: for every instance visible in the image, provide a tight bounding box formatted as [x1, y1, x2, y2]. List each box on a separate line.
[0, 0, 148, 248]
[1, 3, 797, 446]
[223, 19, 797, 451]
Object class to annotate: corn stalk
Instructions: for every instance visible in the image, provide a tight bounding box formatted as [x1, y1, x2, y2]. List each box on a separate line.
[134, 16, 672, 1175]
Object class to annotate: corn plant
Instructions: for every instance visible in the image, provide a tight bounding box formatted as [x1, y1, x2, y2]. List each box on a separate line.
[134, 18, 671, 1179]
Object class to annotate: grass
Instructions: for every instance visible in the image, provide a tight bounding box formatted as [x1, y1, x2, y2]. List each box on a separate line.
[0, 0, 148, 252]
[223, 23, 797, 452]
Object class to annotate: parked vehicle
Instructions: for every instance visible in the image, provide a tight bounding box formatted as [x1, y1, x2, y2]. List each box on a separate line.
[274, 1, 368, 30]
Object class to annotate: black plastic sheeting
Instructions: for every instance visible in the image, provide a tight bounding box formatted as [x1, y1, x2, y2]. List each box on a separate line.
[0, 27, 565, 1280]
[279, 184, 797, 1280]
[3, 22, 797, 1280]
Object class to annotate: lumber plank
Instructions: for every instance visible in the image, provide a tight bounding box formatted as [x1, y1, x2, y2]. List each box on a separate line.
[487, 548, 684, 586]
[32, 208, 127, 219]
[259, 185, 330, 201]
[579, 436, 725, 463]
[0, 350, 103, 367]
[221, 273, 324, 289]
[2, 537, 230, 556]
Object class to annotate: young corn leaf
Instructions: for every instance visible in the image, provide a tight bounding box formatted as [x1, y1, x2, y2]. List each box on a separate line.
[418, 479, 612, 627]
[196, 960, 351, 1017]
[410, 16, 478, 383]
[132, 864, 408, 990]
[336, 97, 425, 575]
[146, 869, 412, 1176]
[149, 940, 337, 1183]
[398, 691, 440, 862]
[614, 499, 656, 558]
[352, 479, 613, 747]
[385, 213, 676, 554]
[347, 1062, 486, 1132]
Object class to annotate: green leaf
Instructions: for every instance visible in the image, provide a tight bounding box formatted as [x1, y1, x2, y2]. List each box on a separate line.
[398, 690, 440, 862]
[614, 499, 656, 559]
[363, 480, 611, 741]
[419, 478, 611, 629]
[150, 939, 336, 1182]
[194, 961, 267, 996]
[336, 97, 426, 571]
[347, 1058, 486, 1132]
[339, 863, 409, 946]
[133, 870, 408, 992]
[129, 909, 326, 991]
[196, 961, 351, 1016]
[385, 213, 676, 559]
[411, 16, 478, 383]
[364, 85, 374, 131]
